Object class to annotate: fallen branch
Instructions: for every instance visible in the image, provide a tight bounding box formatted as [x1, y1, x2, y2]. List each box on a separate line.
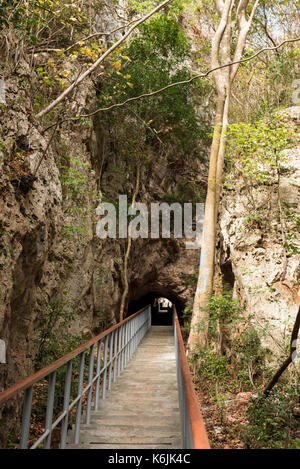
[36, 0, 174, 118]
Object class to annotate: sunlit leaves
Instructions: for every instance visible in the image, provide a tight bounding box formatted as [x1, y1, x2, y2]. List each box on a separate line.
[226, 117, 296, 185]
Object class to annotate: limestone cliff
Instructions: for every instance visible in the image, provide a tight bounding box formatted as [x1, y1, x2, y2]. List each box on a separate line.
[218, 106, 300, 360]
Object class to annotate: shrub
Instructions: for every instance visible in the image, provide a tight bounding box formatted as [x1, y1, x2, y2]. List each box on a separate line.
[244, 381, 300, 449]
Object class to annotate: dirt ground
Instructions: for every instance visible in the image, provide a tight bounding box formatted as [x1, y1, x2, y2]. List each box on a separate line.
[195, 385, 253, 449]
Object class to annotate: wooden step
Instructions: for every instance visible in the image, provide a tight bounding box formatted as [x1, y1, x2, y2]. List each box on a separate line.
[66, 326, 181, 449]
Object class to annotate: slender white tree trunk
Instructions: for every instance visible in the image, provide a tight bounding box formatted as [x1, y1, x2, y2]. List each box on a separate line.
[188, 0, 259, 351]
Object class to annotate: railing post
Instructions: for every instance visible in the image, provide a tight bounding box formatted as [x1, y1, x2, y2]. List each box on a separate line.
[94, 340, 102, 411]
[117, 326, 122, 377]
[113, 328, 118, 383]
[134, 316, 137, 351]
[74, 351, 85, 444]
[19, 386, 33, 449]
[44, 371, 57, 448]
[0, 305, 153, 450]
[86, 344, 95, 424]
[129, 320, 133, 359]
[108, 331, 115, 391]
[121, 325, 125, 371]
[60, 360, 73, 449]
[102, 334, 109, 399]
[125, 322, 129, 367]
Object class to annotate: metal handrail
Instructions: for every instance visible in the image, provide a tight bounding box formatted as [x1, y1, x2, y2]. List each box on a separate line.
[173, 306, 210, 449]
[0, 305, 151, 449]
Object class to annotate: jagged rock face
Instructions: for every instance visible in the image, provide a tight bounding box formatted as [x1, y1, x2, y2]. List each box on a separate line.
[0, 70, 205, 452]
[0, 95, 202, 390]
[0, 51, 204, 409]
[128, 238, 200, 309]
[218, 107, 300, 358]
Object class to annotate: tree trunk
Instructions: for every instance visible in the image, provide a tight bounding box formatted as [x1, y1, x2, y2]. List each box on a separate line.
[119, 164, 140, 321]
[188, 93, 225, 349]
[188, 0, 259, 351]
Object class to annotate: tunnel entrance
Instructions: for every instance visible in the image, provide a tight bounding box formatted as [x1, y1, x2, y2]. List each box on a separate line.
[128, 292, 179, 326]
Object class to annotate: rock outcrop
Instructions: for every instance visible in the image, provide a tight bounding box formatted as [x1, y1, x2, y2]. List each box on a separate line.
[218, 107, 300, 359]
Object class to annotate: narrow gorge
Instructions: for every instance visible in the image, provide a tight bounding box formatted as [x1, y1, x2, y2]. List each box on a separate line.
[0, 0, 299, 451]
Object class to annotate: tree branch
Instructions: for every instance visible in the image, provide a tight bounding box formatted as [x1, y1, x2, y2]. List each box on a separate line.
[230, 0, 260, 82]
[64, 19, 139, 53]
[36, 0, 174, 119]
[74, 37, 300, 118]
[211, 0, 233, 92]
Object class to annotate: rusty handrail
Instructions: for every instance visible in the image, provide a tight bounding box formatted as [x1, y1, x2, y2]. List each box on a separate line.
[173, 305, 210, 449]
[0, 305, 151, 448]
[0, 306, 149, 406]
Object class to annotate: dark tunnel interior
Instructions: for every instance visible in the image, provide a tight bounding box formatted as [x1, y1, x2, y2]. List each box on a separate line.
[128, 292, 184, 326]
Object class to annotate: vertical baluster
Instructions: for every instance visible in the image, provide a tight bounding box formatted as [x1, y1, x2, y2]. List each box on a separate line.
[113, 328, 118, 383]
[19, 386, 33, 449]
[136, 316, 139, 348]
[124, 322, 129, 367]
[86, 344, 95, 424]
[131, 320, 134, 355]
[183, 388, 187, 449]
[119, 325, 123, 372]
[60, 360, 73, 449]
[128, 321, 131, 362]
[74, 352, 85, 444]
[133, 317, 137, 353]
[44, 371, 56, 449]
[117, 326, 122, 377]
[129, 320, 133, 359]
[102, 334, 109, 399]
[94, 340, 102, 411]
[108, 331, 115, 391]
[121, 324, 126, 371]
[128, 321, 132, 361]
[137, 315, 141, 346]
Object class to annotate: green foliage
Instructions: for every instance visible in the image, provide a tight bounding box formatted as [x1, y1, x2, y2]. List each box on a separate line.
[181, 273, 198, 289]
[242, 214, 262, 229]
[61, 224, 86, 239]
[206, 291, 244, 340]
[99, 14, 211, 161]
[32, 300, 91, 444]
[180, 305, 193, 341]
[251, 48, 299, 121]
[57, 154, 93, 240]
[162, 179, 205, 204]
[282, 202, 300, 256]
[0, 0, 88, 46]
[231, 325, 270, 388]
[192, 288, 299, 449]
[197, 349, 229, 383]
[35, 301, 80, 368]
[193, 291, 270, 393]
[58, 155, 88, 201]
[226, 117, 295, 185]
[128, 0, 190, 17]
[244, 381, 300, 449]
[236, 326, 267, 366]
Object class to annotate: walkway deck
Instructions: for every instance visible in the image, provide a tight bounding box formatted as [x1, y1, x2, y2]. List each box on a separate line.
[67, 326, 181, 449]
